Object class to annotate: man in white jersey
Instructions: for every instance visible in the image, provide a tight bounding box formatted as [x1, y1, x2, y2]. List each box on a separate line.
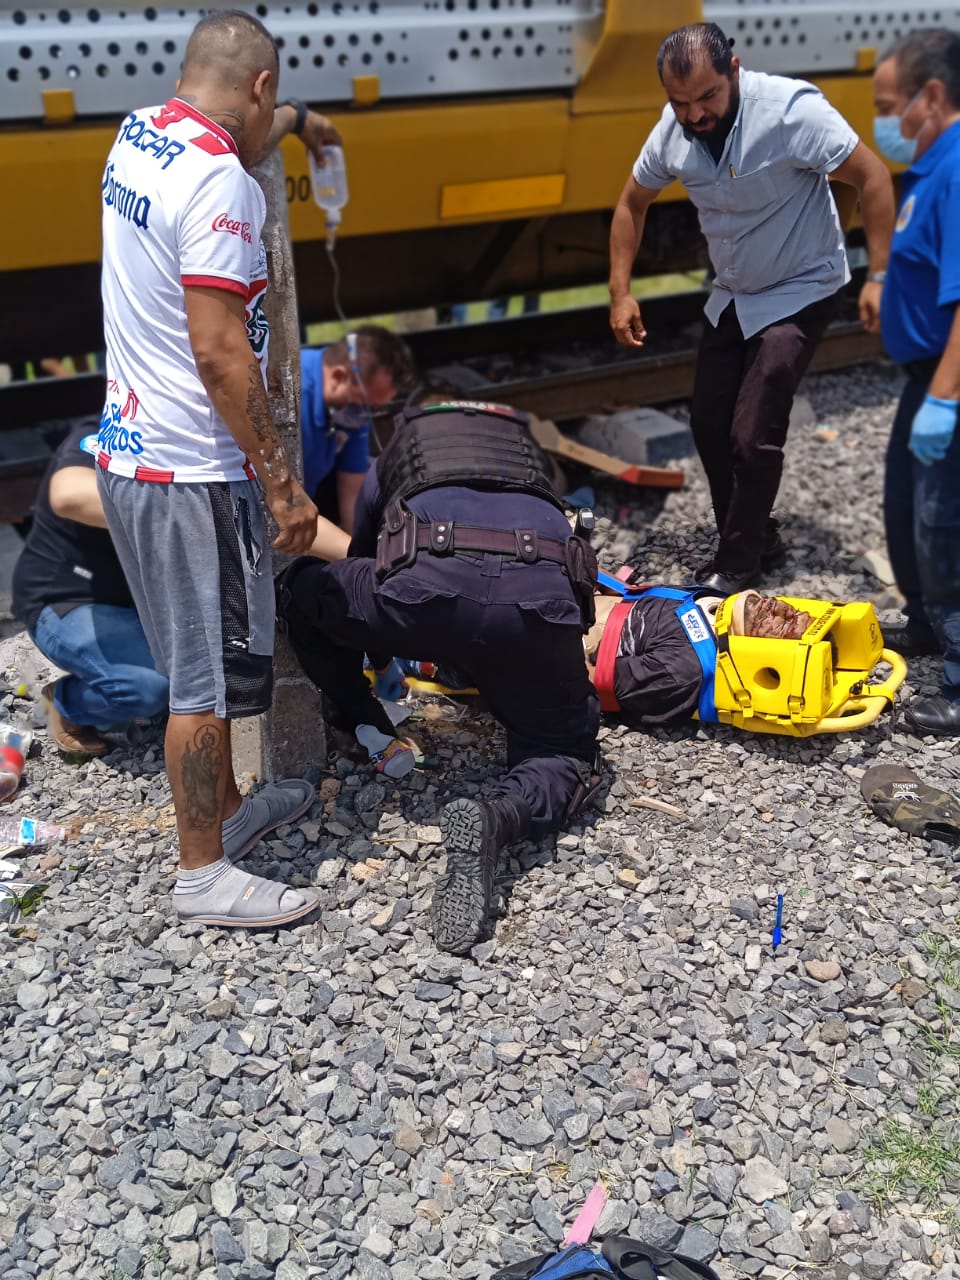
[98, 9, 344, 928]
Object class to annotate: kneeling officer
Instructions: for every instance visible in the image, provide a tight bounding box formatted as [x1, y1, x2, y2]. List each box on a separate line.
[278, 400, 601, 954]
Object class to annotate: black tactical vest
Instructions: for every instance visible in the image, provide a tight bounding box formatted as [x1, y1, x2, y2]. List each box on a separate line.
[376, 401, 563, 510]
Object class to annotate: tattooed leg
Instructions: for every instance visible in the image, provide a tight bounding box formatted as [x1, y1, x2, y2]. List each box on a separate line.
[166, 712, 241, 869]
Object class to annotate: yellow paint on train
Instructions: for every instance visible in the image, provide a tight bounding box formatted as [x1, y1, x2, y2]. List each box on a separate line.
[0, 0, 884, 275]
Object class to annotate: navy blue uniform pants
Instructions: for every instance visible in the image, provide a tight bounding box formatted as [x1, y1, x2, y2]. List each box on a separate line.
[885, 372, 960, 701]
[282, 556, 600, 834]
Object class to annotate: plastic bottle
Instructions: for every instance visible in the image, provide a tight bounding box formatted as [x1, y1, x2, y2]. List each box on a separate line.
[0, 814, 69, 847]
[0, 725, 32, 804]
[308, 145, 349, 246]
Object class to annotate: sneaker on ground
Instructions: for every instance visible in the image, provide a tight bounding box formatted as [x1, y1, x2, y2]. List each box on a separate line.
[355, 724, 416, 778]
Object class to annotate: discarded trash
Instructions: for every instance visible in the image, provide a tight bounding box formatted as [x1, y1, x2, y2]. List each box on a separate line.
[0, 724, 32, 803]
[772, 892, 784, 948]
[0, 881, 48, 927]
[564, 1180, 607, 1246]
[383, 699, 413, 728]
[0, 816, 69, 848]
[860, 764, 960, 845]
[628, 796, 684, 819]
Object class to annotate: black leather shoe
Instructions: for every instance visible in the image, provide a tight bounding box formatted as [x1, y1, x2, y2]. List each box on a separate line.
[903, 695, 960, 736]
[881, 625, 942, 658]
[698, 568, 762, 596]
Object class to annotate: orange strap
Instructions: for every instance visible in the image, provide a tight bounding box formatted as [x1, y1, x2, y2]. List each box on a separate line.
[593, 599, 635, 713]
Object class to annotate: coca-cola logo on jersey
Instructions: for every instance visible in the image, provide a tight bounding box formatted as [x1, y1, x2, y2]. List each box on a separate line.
[211, 213, 252, 243]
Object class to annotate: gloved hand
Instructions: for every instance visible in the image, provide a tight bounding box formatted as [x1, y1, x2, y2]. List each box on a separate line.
[374, 659, 407, 703]
[909, 395, 958, 466]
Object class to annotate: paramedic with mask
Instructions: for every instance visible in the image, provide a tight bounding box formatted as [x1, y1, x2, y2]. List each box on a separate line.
[299, 326, 415, 533]
[873, 28, 960, 735]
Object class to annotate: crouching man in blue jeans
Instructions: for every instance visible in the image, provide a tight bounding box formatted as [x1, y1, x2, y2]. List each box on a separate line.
[12, 421, 170, 755]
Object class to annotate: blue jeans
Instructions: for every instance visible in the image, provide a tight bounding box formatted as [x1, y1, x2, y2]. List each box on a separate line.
[31, 604, 169, 727]
[885, 376, 960, 700]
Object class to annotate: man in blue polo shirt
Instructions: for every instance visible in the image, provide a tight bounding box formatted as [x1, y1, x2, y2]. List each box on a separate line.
[874, 28, 960, 735]
[300, 326, 415, 533]
[609, 22, 895, 594]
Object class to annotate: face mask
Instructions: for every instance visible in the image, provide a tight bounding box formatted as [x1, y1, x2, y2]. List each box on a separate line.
[873, 115, 918, 165]
[330, 403, 371, 432]
[873, 91, 924, 165]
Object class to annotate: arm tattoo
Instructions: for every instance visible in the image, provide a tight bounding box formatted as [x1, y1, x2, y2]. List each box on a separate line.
[245, 363, 274, 446]
[180, 725, 224, 829]
[245, 363, 291, 484]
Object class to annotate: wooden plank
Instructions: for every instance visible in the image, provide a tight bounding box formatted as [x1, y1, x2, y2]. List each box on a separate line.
[528, 414, 685, 490]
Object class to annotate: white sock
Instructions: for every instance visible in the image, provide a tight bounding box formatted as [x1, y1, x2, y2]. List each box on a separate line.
[174, 855, 232, 898]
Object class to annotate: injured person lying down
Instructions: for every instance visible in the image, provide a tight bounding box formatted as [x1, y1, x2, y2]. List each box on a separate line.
[395, 573, 904, 738]
[585, 585, 812, 725]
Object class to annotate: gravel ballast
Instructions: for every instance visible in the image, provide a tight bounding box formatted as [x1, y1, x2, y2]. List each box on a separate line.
[1, 363, 959, 1280]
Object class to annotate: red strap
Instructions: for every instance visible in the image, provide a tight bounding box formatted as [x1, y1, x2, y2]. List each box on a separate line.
[594, 599, 634, 713]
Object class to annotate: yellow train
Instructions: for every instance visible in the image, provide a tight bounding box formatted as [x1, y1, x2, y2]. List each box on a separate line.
[0, 0, 928, 359]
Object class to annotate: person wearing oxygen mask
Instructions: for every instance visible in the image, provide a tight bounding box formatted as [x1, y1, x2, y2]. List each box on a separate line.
[299, 326, 416, 534]
[872, 29, 960, 735]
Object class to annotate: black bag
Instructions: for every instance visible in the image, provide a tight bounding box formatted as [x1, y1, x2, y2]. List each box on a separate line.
[492, 1235, 720, 1280]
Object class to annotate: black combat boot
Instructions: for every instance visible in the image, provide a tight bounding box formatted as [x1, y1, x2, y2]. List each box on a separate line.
[431, 795, 532, 954]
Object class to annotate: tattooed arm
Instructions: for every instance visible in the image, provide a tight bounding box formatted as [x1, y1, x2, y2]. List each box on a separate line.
[249, 104, 343, 168]
[184, 284, 318, 554]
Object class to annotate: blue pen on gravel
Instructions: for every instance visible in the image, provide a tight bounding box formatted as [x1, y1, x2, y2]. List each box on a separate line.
[772, 893, 784, 949]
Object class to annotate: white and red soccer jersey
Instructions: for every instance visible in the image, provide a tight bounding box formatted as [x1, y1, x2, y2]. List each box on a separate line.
[99, 98, 268, 483]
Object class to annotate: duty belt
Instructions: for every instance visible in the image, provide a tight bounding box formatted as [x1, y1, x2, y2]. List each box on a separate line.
[376, 506, 569, 579]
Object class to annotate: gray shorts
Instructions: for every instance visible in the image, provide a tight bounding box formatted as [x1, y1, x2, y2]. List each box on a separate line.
[98, 472, 274, 718]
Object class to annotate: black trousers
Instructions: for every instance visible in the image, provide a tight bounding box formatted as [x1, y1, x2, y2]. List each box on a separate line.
[281, 556, 600, 835]
[689, 292, 838, 575]
[884, 369, 960, 700]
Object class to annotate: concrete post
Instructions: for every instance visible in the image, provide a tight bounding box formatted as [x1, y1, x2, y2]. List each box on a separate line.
[232, 148, 327, 783]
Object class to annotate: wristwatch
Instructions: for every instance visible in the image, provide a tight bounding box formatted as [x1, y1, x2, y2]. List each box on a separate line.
[867, 271, 887, 284]
[283, 98, 308, 137]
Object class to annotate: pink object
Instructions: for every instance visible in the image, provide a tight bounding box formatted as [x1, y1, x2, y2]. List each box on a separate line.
[564, 1180, 607, 1246]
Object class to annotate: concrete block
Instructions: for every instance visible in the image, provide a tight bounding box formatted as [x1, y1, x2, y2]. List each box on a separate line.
[576, 407, 695, 469]
[231, 636, 326, 783]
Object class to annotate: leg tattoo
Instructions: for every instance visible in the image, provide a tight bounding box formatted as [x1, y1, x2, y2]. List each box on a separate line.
[180, 725, 224, 828]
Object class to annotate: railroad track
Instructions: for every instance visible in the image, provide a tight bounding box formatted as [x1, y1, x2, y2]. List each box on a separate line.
[397, 284, 885, 421]
[0, 283, 886, 521]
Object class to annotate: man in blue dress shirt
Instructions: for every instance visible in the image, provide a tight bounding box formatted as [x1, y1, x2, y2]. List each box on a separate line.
[874, 28, 960, 735]
[609, 22, 896, 594]
[300, 326, 414, 533]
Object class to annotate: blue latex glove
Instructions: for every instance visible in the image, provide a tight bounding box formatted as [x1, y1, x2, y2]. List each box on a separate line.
[374, 659, 407, 702]
[909, 394, 958, 466]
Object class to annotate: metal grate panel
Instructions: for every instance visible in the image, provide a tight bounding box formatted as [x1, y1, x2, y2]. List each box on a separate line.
[705, 0, 960, 75]
[0, 0, 601, 120]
